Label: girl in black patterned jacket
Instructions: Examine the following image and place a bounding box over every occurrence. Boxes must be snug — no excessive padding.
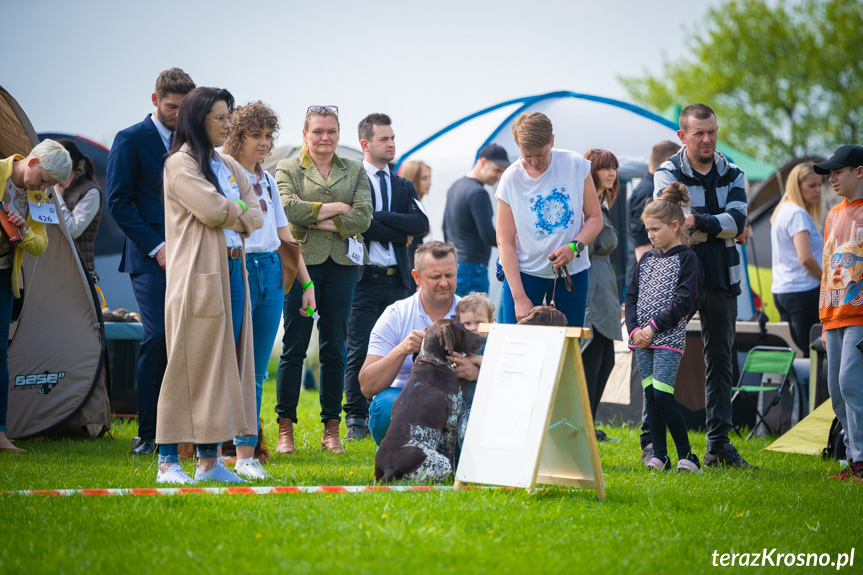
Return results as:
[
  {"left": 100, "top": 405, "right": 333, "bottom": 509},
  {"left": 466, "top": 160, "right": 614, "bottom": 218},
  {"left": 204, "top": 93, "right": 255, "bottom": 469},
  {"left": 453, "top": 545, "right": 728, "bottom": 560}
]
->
[{"left": 625, "top": 182, "right": 703, "bottom": 472}]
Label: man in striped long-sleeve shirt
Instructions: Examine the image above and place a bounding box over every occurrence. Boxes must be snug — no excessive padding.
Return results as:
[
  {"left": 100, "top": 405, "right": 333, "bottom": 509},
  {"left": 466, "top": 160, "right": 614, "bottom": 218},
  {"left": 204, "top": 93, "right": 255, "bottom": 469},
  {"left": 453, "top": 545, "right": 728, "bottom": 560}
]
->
[{"left": 653, "top": 103, "right": 757, "bottom": 469}]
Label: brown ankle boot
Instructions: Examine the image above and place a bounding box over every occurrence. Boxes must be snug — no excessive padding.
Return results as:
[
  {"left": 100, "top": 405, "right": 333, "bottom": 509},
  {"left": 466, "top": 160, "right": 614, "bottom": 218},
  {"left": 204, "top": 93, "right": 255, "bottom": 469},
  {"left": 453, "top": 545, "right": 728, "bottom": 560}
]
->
[
  {"left": 276, "top": 418, "right": 295, "bottom": 454},
  {"left": 321, "top": 420, "right": 344, "bottom": 453}
]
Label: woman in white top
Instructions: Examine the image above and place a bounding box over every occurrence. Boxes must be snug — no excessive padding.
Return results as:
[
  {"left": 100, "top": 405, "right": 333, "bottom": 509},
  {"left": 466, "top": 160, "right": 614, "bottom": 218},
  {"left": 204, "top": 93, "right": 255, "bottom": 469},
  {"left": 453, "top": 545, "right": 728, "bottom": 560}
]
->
[
  {"left": 496, "top": 112, "right": 603, "bottom": 325},
  {"left": 770, "top": 161, "right": 823, "bottom": 355},
  {"left": 222, "top": 101, "right": 315, "bottom": 465},
  {"left": 54, "top": 139, "right": 102, "bottom": 276}
]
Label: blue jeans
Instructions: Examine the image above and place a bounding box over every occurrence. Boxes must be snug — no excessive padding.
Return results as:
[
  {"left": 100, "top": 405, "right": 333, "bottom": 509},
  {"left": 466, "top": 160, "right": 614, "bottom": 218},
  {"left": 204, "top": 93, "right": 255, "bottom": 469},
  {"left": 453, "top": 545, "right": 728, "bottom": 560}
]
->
[
  {"left": 227, "top": 256, "right": 244, "bottom": 346},
  {"left": 457, "top": 262, "right": 489, "bottom": 296},
  {"left": 159, "top": 443, "right": 218, "bottom": 464},
  {"left": 276, "top": 258, "right": 357, "bottom": 423},
  {"left": 0, "top": 267, "right": 12, "bottom": 433},
  {"left": 228, "top": 255, "right": 256, "bottom": 447},
  {"left": 245, "top": 251, "right": 283, "bottom": 421},
  {"left": 502, "top": 269, "right": 589, "bottom": 326},
  {"left": 826, "top": 325, "right": 863, "bottom": 463},
  {"left": 369, "top": 387, "right": 402, "bottom": 445}
]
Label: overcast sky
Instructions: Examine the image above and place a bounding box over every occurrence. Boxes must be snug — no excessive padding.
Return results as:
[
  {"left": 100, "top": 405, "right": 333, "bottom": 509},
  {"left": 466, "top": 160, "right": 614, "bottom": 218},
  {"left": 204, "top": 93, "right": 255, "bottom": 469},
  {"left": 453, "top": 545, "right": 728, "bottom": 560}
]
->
[{"left": 3, "top": 0, "right": 717, "bottom": 152}]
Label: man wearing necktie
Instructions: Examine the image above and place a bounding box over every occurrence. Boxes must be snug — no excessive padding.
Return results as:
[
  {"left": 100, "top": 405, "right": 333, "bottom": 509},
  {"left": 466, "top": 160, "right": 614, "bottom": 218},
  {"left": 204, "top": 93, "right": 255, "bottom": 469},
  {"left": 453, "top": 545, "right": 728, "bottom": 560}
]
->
[
  {"left": 107, "top": 68, "right": 196, "bottom": 456},
  {"left": 344, "top": 113, "right": 429, "bottom": 441}
]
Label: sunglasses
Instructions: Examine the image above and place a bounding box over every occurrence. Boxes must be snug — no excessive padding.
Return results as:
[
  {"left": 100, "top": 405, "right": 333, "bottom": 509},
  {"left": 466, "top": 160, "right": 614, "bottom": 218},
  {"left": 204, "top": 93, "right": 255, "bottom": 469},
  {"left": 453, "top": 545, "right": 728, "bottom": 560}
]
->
[
  {"left": 830, "top": 252, "right": 863, "bottom": 269},
  {"left": 307, "top": 105, "right": 339, "bottom": 116},
  {"left": 590, "top": 148, "right": 605, "bottom": 153},
  {"left": 253, "top": 181, "right": 268, "bottom": 213}
]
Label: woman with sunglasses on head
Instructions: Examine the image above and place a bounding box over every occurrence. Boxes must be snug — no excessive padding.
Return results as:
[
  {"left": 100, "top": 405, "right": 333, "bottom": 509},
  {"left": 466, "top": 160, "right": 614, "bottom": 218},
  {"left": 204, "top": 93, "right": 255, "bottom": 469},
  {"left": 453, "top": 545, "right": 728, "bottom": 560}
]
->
[
  {"left": 770, "top": 161, "right": 823, "bottom": 356},
  {"left": 581, "top": 147, "right": 623, "bottom": 441},
  {"left": 274, "top": 105, "right": 372, "bottom": 454},
  {"left": 156, "top": 87, "right": 264, "bottom": 484},
  {"left": 222, "top": 101, "right": 315, "bottom": 458}
]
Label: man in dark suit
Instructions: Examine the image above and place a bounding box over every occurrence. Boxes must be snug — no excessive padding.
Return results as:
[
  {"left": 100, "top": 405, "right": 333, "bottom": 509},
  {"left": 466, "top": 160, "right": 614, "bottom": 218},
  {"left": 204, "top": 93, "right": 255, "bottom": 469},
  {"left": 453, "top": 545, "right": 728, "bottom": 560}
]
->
[
  {"left": 107, "top": 68, "right": 195, "bottom": 455},
  {"left": 343, "top": 113, "right": 429, "bottom": 441}
]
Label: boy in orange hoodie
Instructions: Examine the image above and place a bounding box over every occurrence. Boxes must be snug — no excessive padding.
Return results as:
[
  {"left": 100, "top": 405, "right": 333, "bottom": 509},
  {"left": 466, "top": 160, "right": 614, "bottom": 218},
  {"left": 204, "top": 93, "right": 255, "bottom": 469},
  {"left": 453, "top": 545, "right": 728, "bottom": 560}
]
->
[{"left": 817, "top": 145, "right": 863, "bottom": 481}]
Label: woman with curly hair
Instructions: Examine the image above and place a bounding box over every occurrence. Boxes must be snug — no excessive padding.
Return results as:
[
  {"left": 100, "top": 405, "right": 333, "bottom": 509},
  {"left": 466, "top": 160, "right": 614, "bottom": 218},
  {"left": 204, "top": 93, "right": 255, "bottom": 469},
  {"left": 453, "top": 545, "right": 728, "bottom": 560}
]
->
[{"left": 222, "top": 101, "right": 315, "bottom": 475}]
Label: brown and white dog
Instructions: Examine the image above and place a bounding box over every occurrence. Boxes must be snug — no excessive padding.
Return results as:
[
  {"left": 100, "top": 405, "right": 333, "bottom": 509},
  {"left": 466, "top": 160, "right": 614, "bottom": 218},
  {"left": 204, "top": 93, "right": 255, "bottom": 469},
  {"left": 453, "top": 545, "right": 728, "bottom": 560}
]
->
[{"left": 375, "top": 320, "right": 485, "bottom": 483}]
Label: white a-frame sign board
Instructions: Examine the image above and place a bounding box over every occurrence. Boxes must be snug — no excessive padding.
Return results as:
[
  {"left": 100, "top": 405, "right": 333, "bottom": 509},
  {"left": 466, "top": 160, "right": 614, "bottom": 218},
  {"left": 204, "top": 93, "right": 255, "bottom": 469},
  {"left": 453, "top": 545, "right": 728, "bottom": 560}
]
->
[{"left": 455, "top": 323, "right": 604, "bottom": 499}]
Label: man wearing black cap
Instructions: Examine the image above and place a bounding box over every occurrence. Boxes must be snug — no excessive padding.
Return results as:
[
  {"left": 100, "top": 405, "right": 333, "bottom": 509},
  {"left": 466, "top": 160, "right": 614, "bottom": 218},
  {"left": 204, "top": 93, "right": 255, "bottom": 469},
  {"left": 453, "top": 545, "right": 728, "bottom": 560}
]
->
[
  {"left": 815, "top": 145, "right": 863, "bottom": 481},
  {"left": 443, "top": 144, "right": 511, "bottom": 296}
]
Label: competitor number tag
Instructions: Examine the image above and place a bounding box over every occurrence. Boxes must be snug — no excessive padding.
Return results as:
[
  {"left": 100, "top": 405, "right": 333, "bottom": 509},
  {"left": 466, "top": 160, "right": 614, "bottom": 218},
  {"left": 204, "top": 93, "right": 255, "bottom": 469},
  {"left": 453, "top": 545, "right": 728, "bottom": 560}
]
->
[
  {"left": 347, "top": 236, "right": 364, "bottom": 265},
  {"left": 29, "top": 201, "right": 60, "bottom": 224}
]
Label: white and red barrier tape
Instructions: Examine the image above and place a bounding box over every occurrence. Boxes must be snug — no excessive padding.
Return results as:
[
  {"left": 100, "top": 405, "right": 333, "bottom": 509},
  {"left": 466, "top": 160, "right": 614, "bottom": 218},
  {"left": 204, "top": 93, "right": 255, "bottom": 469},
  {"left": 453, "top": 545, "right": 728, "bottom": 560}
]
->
[{"left": 0, "top": 485, "right": 504, "bottom": 497}]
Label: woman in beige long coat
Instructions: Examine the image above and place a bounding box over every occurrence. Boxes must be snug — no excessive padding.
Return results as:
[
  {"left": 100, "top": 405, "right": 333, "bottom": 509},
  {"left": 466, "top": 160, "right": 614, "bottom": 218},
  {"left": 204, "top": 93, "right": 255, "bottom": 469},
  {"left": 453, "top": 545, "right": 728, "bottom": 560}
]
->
[{"left": 155, "top": 87, "right": 264, "bottom": 485}]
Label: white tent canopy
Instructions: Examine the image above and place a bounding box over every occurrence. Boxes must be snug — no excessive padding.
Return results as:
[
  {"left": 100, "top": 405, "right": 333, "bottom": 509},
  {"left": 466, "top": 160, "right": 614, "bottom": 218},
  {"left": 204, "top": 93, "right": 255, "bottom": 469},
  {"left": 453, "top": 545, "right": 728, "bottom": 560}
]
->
[{"left": 396, "top": 91, "right": 682, "bottom": 303}]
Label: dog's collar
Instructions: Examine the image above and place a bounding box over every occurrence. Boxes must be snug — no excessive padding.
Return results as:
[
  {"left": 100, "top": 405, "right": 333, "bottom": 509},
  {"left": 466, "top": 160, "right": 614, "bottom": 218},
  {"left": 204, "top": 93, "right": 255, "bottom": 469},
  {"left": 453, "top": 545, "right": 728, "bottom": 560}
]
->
[{"left": 415, "top": 353, "right": 455, "bottom": 371}]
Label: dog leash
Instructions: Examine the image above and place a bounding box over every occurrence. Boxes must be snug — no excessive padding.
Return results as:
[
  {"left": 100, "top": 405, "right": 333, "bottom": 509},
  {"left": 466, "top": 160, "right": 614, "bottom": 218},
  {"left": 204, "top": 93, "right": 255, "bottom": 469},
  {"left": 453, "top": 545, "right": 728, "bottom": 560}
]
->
[{"left": 549, "top": 265, "right": 573, "bottom": 308}]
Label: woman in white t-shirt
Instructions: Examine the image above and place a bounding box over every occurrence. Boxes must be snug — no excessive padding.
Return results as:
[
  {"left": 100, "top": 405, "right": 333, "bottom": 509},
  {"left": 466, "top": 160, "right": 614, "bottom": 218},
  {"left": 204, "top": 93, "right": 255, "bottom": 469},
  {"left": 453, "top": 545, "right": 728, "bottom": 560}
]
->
[
  {"left": 496, "top": 112, "right": 603, "bottom": 325},
  {"left": 223, "top": 101, "right": 315, "bottom": 473},
  {"left": 770, "top": 161, "right": 824, "bottom": 355}
]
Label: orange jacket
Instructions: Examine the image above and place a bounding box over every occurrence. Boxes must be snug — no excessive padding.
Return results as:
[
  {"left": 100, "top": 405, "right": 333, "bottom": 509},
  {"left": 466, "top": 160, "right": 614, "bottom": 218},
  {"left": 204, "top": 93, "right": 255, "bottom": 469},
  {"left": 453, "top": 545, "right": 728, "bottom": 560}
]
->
[{"left": 819, "top": 197, "right": 863, "bottom": 330}]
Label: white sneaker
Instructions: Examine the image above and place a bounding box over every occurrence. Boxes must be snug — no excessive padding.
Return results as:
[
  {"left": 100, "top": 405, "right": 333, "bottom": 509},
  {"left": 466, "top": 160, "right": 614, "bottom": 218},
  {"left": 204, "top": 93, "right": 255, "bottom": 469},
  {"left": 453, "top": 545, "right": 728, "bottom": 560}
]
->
[
  {"left": 195, "top": 459, "right": 250, "bottom": 484},
  {"left": 157, "top": 463, "right": 197, "bottom": 485},
  {"left": 234, "top": 457, "right": 272, "bottom": 480}
]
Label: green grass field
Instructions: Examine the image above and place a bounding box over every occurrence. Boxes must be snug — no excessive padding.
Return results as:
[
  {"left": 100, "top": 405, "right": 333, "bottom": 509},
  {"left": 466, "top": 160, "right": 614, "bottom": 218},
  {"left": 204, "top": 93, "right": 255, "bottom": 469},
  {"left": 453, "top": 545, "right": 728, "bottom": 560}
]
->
[{"left": 2, "top": 373, "right": 861, "bottom": 574}]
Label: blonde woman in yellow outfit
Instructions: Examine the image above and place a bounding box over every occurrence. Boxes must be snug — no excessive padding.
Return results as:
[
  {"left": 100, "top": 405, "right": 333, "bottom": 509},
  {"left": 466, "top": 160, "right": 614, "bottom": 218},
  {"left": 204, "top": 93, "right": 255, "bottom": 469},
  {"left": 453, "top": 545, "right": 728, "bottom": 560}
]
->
[{"left": 0, "top": 140, "right": 71, "bottom": 453}]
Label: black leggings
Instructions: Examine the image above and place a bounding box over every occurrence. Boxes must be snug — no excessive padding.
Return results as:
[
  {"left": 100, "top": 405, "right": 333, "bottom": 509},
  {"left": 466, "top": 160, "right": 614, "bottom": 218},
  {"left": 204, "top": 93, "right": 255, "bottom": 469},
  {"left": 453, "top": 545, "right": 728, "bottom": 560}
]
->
[
  {"left": 773, "top": 288, "right": 820, "bottom": 357},
  {"left": 645, "top": 385, "right": 692, "bottom": 460},
  {"left": 582, "top": 331, "right": 616, "bottom": 419}
]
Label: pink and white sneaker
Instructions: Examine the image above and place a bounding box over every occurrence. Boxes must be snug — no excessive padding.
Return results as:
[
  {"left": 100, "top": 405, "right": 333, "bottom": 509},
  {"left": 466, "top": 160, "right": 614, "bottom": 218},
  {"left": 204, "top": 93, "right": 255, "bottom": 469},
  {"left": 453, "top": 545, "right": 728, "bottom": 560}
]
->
[
  {"left": 676, "top": 453, "right": 703, "bottom": 473},
  {"left": 647, "top": 456, "right": 671, "bottom": 471}
]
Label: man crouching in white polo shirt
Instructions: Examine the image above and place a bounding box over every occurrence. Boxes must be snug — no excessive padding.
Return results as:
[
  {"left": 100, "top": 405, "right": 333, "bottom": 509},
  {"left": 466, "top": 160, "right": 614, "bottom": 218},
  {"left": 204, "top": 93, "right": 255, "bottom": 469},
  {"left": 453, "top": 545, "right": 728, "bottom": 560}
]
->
[{"left": 360, "top": 241, "right": 480, "bottom": 444}]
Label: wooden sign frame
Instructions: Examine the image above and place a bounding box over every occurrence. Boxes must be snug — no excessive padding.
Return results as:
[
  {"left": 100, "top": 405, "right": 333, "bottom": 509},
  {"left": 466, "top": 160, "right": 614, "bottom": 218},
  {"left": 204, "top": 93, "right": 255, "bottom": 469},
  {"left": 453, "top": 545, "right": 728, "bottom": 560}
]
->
[{"left": 454, "top": 323, "right": 604, "bottom": 500}]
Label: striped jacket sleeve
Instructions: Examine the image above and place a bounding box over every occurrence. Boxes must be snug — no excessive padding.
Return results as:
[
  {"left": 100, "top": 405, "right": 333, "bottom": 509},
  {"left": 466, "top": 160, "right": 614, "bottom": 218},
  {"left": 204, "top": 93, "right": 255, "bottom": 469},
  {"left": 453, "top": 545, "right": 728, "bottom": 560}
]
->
[{"left": 692, "top": 170, "right": 747, "bottom": 240}]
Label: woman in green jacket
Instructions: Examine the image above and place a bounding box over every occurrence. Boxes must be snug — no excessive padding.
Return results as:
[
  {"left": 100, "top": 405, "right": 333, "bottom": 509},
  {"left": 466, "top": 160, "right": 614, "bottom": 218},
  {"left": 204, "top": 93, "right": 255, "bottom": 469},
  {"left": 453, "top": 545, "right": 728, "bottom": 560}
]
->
[{"left": 274, "top": 106, "right": 372, "bottom": 454}]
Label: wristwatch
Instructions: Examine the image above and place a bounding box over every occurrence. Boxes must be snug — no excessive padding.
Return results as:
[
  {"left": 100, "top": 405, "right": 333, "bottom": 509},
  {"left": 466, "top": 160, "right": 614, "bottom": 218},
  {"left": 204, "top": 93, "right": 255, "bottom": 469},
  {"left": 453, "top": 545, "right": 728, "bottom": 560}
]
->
[{"left": 568, "top": 240, "right": 585, "bottom": 257}]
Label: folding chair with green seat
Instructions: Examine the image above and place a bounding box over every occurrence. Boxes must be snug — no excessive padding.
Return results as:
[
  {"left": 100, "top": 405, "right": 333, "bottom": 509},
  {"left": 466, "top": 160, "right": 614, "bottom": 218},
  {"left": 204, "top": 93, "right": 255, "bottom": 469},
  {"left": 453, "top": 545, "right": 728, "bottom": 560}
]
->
[{"left": 732, "top": 346, "right": 797, "bottom": 440}]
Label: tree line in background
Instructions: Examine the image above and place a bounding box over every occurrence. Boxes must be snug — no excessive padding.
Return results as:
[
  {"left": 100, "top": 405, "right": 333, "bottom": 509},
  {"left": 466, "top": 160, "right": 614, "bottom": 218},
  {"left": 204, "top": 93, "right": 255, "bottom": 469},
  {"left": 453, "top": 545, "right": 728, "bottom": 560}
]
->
[{"left": 620, "top": 0, "right": 862, "bottom": 163}]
